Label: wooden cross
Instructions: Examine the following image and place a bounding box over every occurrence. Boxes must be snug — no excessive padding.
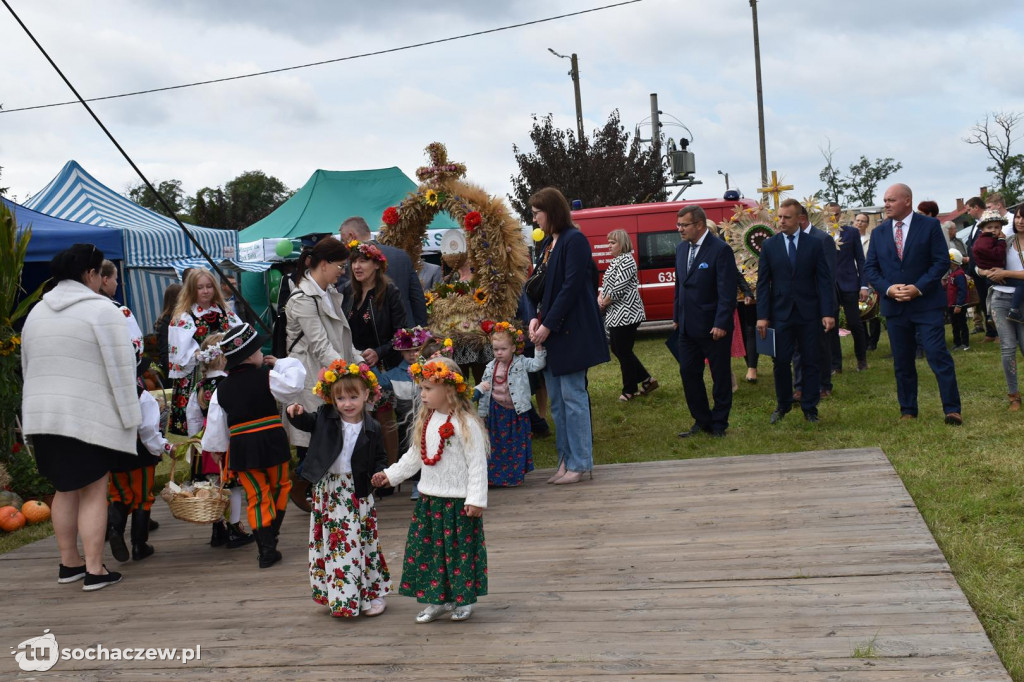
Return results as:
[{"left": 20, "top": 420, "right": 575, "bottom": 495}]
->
[
  {"left": 415, "top": 142, "right": 467, "bottom": 185},
  {"left": 758, "top": 170, "right": 794, "bottom": 212}
]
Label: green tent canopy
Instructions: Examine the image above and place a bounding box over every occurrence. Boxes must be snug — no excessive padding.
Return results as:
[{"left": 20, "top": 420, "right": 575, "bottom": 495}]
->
[{"left": 239, "top": 166, "right": 456, "bottom": 242}]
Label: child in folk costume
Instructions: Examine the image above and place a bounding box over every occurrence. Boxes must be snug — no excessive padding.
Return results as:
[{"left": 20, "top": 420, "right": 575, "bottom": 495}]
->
[
  {"left": 185, "top": 334, "right": 255, "bottom": 549},
  {"left": 371, "top": 356, "right": 489, "bottom": 623},
  {"left": 474, "top": 322, "right": 545, "bottom": 487},
  {"left": 201, "top": 323, "right": 305, "bottom": 568},
  {"left": 106, "top": 359, "right": 174, "bottom": 563},
  {"left": 168, "top": 268, "right": 241, "bottom": 435},
  {"left": 946, "top": 249, "right": 970, "bottom": 350},
  {"left": 285, "top": 360, "right": 391, "bottom": 618}
]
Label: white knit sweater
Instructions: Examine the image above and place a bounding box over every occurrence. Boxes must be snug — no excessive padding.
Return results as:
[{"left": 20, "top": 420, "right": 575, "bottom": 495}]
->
[
  {"left": 383, "top": 411, "right": 489, "bottom": 508},
  {"left": 21, "top": 280, "right": 142, "bottom": 454}
]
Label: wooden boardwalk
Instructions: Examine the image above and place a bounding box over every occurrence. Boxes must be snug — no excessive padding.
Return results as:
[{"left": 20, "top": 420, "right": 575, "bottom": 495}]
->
[{"left": 0, "top": 447, "right": 1011, "bottom": 680}]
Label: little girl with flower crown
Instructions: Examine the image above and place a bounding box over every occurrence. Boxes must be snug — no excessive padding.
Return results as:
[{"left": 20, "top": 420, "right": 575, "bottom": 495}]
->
[
  {"left": 286, "top": 360, "right": 391, "bottom": 618},
  {"left": 475, "top": 321, "right": 545, "bottom": 487},
  {"left": 371, "top": 356, "right": 489, "bottom": 623}
]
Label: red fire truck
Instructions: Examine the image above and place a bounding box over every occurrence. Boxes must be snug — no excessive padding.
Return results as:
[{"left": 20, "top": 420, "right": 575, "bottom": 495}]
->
[{"left": 572, "top": 197, "right": 759, "bottom": 322}]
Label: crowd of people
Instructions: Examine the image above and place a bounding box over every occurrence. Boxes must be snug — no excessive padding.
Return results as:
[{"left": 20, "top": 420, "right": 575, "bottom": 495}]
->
[{"left": 18, "top": 182, "right": 1019, "bottom": 622}]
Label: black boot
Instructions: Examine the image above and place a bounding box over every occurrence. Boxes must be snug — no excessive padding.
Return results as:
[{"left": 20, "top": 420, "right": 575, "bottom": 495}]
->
[
  {"left": 148, "top": 517, "right": 159, "bottom": 532},
  {"left": 253, "top": 526, "right": 282, "bottom": 568},
  {"left": 210, "top": 520, "right": 229, "bottom": 547},
  {"left": 107, "top": 502, "right": 130, "bottom": 562},
  {"left": 131, "top": 509, "right": 154, "bottom": 561},
  {"left": 271, "top": 509, "right": 286, "bottom": 535},
  {"left": 225, "top": 522, "right": 255, "bottom": 549}
]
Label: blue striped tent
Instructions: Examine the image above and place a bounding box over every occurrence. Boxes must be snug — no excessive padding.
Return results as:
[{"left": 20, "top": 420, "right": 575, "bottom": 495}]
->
[{"left": 24, "top": 161, "right": 267, "bottom": 332}]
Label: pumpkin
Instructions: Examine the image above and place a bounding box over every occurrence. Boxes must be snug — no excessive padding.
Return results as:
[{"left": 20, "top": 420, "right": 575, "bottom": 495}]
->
[
  {"left": 0, "top": 506, "right": 26, "bottom": 532},
  {"left": 0, "top": 490, "right": 22, "bottom": 510},
  {"left": 21, "top": 500, "right": 51, "bottom": 524}
]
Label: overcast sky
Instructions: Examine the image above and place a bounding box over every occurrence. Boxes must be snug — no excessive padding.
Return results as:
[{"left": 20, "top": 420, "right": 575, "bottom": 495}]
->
[{"left": 2, "top": 0, "right": 1023, "bottom": 215}]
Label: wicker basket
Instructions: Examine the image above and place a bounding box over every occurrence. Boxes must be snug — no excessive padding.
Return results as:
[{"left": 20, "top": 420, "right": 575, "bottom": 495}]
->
[{"left": 160, "top": 440, "right": 229, "bottom": 525}]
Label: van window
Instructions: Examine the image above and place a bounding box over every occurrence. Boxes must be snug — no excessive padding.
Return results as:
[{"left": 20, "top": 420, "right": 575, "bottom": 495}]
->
[{"left": 637, "top": 231, "right": 679, "bottom": 270}]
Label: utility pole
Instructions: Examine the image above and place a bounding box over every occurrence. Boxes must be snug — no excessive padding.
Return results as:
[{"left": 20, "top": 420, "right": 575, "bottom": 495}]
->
[
  {"left": 649, "top": 93, "right": 661, "bottom": 159},
  {"left": 549, "top": 48, "right": 585, "bottom": 143},
  {"left": 750, "top": 0, "right": 768, "bottom": 186}
]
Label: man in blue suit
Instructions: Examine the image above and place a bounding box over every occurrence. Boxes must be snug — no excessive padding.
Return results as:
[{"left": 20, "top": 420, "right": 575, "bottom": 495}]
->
[
  {"left": 756, "top": 198, "right": 835, "bottom": 423},
  {"left": 340, "top": 216, "right": 428, "bottom": 326},
  {"left": 673, "top": 206, "right": 738, "bottom": 438},
  {"left": 825, "top": 202, "right": 869, "bottom": 373},
  {"left": 864, "top": 183, "right": 962, "bottom": 424}
]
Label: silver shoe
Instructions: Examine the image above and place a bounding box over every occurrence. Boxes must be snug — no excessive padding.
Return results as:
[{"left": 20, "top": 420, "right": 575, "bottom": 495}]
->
[
  {"left": 415, "top": 603, "right": 452, "bottom": 624},
  {"left": 451, "top": 604, "right": 473, "bottom": 621}
]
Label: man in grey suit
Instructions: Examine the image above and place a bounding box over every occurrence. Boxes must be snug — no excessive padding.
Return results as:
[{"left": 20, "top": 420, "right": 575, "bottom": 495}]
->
[
  {"left": 418, "top": 259, "right": 443, "bottom": 292},
  {"left": 339, "top": 216, "right": 428, "bottom": 326}
]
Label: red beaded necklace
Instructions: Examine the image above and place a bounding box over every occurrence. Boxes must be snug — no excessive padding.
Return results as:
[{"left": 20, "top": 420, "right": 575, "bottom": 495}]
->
[{"left": 420, "top": 410, "right": 455, "bottom": 466}]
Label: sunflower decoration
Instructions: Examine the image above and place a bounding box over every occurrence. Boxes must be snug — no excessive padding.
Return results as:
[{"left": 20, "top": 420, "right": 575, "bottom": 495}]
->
[
  {"left": 377, "top": 142, "right": 531, "bottom": 353},
  {"left": 719, "top": 203, "right": 777, "bottom": 292}
]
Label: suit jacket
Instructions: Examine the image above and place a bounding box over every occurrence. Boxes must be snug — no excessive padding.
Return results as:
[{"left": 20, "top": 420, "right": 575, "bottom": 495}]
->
[
  {"left": 864, "top": 213, "right": 948, "bottom": 318},
  {"left": 371, "top": 240, "right": 428, "bottom": 326},
  {"left": 834, "top": 225, "right": 867, "bottom": 293},
  {"left": 418, "top": 260, "right": 443, "bottom": 292},
  {"left": 756, "top": 230, "right": 834, "bottom": 323},
  {"left": 672, "top": 232, "right": 737, "bottom": 338},
  {"left": 807, "top": 225, "right": 839, "bottom": 311},
  {"left": 537, "top": 227, "right": 610, "bottom": 376}
]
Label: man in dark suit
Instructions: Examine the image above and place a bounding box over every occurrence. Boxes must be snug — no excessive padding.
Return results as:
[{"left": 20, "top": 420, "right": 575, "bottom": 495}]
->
[
  {"left": 825, "top": 202, "right": 870, "bottom": 372},
  {"left": 864, "top": 183, "right": 962, "bottom": 424},
  {"left": 757, "top": 198, "right": 835, "bottom": 423},
  {"left": 673, "top": 206, "right": 738, "bottom": 438},
  {"left": 339, "top": 216, "right": 428, "bottom": 326},
  {"left": 792, "top": 205, "right": 838, "bottom": 397}
]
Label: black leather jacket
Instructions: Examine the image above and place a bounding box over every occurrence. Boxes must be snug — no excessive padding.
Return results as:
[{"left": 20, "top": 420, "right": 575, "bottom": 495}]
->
[{"left": 287, "top": 405, "right": 387, "bottom": 497}]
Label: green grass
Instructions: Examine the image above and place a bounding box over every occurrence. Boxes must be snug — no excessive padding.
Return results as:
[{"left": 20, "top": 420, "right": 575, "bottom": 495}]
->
[
  {"left": 2, "top": 330, "right": 1022, "bottom": 678},
  {"left": 852, "top": 631, "right": 881, "bottom": 659},
  {"left": 532, "top": 331, "right": 1024, "bottom": 680}
]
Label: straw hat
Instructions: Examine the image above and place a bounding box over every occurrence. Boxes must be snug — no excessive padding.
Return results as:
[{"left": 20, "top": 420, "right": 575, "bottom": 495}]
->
[{"left": 977, "top": 209, "right": 1008, "bottom": 228}]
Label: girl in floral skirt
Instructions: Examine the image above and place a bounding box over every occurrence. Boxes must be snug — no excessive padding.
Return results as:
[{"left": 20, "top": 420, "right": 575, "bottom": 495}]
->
[
  {"left": 286, "top": 359, "right": 391, "bottom": 618},
  {"left": 474, "top": 322, "right": 545, "bottom": 487},
  {"left": 371, "top": 356, "right": 489, "bottom": 623}
]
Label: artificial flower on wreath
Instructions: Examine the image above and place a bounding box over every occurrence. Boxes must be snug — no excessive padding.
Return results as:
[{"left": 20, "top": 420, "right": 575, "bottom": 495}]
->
[
  {"left": 382, "top": 206, "right": 400, "bottom": 226},
  {"left": 424, "top": 189, "right": 440, "bottom": 207},
  {"left": 464, "top": 211, "right": 482, "bottom": 233},
  {"left": 473, "top": 288, "right": 487, "bottom": 305}
]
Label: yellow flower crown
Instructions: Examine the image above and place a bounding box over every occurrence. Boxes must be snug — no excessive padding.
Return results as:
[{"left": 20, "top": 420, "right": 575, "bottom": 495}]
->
[
  {"left": 408, "top": 359, "right": 468, "bottom": 394},
  {"left": 490, "top": 320, "right": 525, "bottom": 353},
  {"left": 313, "top": 359, "right": 383, "bottom": 407}
]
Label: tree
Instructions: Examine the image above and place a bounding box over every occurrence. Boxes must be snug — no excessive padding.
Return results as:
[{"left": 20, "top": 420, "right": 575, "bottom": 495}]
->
[
  {"left": 0, "top": 165, "right": 8, "bottom": 198},
  {"left": 814, "top": 147, "right": 902, "bottom": 207},
  {"left": 508, "top": 110, "right": 667, "bottom": 223},
  {"left": 222, "top": 171, "right": 291, "bottom": 230},
  {"left": 125, "top": 179, "right": 192, "bottom": 221},
  {"left": 191, "top": 187, "right": 229, "bottom": 230},
  {"left": 964, "top": 112, "right": 1024, "bottom": 205}
]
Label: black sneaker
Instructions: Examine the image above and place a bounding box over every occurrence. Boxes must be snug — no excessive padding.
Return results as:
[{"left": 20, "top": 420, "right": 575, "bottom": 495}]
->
[
  {"left": 57, "top": 563, "right": 87, "bottom": 584},
  {"left": 83, "top": 568, "right": 123, "bottom": 591}
]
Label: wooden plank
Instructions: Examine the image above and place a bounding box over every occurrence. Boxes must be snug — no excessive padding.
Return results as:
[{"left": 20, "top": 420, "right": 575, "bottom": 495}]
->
[{"left": 0, "top": 448, "right": 1010, "bottom": 680}]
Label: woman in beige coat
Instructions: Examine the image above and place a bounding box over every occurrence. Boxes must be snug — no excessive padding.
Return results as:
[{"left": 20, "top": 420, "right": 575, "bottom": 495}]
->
[{"left": 284, "top": 237, "right": 362, "bottom": 473}]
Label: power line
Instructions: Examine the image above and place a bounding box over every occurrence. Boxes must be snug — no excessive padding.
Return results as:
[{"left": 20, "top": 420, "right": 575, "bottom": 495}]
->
[{"left": 1, "top": 0, "right": 643, "bottom": 115}]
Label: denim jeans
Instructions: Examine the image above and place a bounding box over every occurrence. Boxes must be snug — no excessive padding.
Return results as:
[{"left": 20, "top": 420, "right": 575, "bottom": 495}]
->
[
  {"left": 544, "top": 368, "right": 593, "bottom": 473},
  {"left": 989, "top": 290, "right": 1024, "bottom": 394}
]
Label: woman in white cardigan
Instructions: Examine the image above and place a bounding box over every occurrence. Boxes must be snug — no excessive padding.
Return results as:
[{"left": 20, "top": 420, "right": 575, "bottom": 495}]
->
[{"left": 21, "top": 244, "right": 142, "bottom": 591}]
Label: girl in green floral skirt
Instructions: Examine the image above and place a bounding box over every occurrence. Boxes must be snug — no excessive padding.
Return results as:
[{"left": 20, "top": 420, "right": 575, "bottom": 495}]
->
[{"left": 372, "top": 356, "right": 489, "bottom": 623}]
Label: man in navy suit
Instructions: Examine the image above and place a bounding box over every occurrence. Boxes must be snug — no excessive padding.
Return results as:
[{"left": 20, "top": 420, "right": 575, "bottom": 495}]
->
[
  {"left": 864, "top": 184, "right": 962, "bottom": 424},
  {"left": 340, "top": 216, "right": 428, "bottom": 326},
  {"left": 792, "top": 206, "right": 839, "bottom": 397},
  {"left": 673, "top": 206, "right": 738, "bottom": 438},
  {"left": 825, "top": 202, "right": 870, "bottom": 373},
  {"left": 756, "top": 198, "right": 835, "bottom": 423}
]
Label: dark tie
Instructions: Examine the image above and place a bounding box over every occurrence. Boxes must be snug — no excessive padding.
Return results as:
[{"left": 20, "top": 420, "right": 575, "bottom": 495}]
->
[
  {"left": 894, "top": 221, "right": 905, "bottom": 259},
  {"left": 687, "top": 243, "right": 697, "bottom": 272},
  {"left": 787, "top": 234, "right": 796, "bottom": 268}
]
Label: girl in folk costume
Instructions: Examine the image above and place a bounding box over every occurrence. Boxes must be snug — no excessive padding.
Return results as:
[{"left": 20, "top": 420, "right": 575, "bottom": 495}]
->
[
  {"left": 168, "top": 268, "right": 241, "bottom": 435},
  {"left": 474, "top": 322, "right": 545, "bottom": 487},
  {"left": 371, "top": 357, "right": 489, "bottom": 623},
  {"left": 285, "top": 360, "right": 391, "bottom": 618},
  {"left": 185, "top": 334, "right": 255, "bottom": 549},
  {"left": 201, "top": 324, "right": 305, "bottom": 568},
  {"left": 99, "top": 260, "right": 145, "bottom": 365}
]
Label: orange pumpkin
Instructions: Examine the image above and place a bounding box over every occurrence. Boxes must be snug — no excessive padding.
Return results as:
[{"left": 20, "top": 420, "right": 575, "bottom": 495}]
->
[
  {"left": 0, "top": 506, "right": 26, "bottom": 532},
  {"left": 21, "top": 500, "right": 51, "bottom": 524}
]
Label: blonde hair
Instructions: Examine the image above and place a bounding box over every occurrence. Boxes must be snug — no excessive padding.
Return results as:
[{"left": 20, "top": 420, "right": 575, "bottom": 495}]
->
[
  {"left": 410, "top": 356, "right": 485, "bottom": 457},
  {"left": 173, "top": 267, "right": 231, "bottom": 319},
  {"left": 606, "top": 229, "right": 632, "bottom": 254},
  {"left": 199, "top": 333, "right": 226, "bottom": 373}
]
